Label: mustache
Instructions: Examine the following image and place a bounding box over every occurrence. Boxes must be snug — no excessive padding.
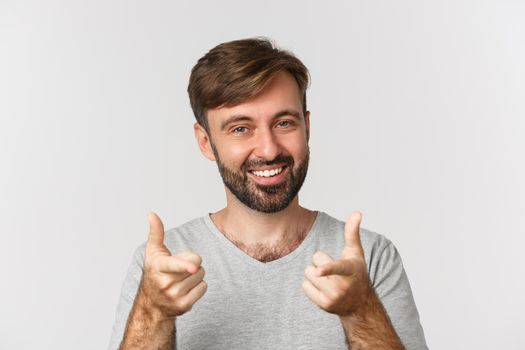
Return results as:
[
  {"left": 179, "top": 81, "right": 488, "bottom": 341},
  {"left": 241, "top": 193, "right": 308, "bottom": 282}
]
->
[{"left": 242, "top": 155, "right": 294, "bottom": 171}]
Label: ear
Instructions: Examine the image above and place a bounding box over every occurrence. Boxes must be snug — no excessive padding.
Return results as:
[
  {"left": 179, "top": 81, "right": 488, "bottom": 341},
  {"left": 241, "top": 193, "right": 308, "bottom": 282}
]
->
[
  {"left": 193, "top": 122, "right": 216, "bottom": 161},
  {"left": 304, "top": 111, "right": 310, "bottom": 142}
]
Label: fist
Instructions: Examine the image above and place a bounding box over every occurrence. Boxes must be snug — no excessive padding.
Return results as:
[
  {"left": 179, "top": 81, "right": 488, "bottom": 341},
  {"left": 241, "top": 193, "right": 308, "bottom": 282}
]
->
[{"left": 138, "top": 212, "right": 207, "bottom": 318}]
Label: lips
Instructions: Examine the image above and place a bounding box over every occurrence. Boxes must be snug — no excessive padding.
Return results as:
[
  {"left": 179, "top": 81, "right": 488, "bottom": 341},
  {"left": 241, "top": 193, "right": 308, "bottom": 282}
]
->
[{"left": 247, "top": 163, "right": 288, "bottom": 172}]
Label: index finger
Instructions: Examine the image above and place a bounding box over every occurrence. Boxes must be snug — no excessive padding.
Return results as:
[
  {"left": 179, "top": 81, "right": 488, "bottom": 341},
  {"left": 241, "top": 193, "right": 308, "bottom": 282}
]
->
[
  {"left": 156, "top": 255, "right": 199, "bottom": 274},
  {"left": 316, "top": 259, "right": 356, "bottom": 277}
]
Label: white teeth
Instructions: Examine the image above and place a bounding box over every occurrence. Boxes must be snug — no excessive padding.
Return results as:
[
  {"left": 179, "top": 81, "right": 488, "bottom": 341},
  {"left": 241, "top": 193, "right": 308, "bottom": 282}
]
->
[{"left": 252, "top": 167, "right": 283, "bottom": 178}]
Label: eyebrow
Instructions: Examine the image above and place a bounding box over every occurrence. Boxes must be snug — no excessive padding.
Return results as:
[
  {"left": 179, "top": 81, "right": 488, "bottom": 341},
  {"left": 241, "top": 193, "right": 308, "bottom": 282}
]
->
[{"left": 220, "top": 109, "right": 302, "bottom": 131}]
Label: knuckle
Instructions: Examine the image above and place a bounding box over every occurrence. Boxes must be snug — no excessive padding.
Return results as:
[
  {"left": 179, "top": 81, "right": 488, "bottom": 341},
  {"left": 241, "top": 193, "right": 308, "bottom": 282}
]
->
[
  {"left": 157, "top": 278, "right": 172, "bottom": 292},
  {"left": 319, "top": 296, "right": 333, "bottom": 310},
  {"left": 304, "top": 265, "right": 315, "bottom": 278},
  {"left": 325, "top": 289, "right": 339, "bottom": 302},
  {"left": 338, "top": 279, "right": 351, "bottom": 291},
  {"left": 301, "top": 280, "right": 308, "bottom": 290},
  {"left": 176, "top": 299, "right": 192, "bottom": 312},
  {"left": 190, "top": 252, "right": 202, "bottom": 266},
  {"left": 328, "top": 282, "right": 346, "bottom": 300},
  {"left": 167, "top": 285, "right": 183, "bottom": 298},
  {"left": 313, "top": 251, "right": 324, "bottom": 261}
]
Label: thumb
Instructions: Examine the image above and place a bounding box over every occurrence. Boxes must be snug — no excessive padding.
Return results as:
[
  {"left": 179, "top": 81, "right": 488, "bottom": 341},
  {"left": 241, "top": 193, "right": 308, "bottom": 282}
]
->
[
  {"left": 147, "top": 212, "right": 166, "bottom": 249},
  {"left": 342, "top": 211, "right": 364, "bottom": 259}
]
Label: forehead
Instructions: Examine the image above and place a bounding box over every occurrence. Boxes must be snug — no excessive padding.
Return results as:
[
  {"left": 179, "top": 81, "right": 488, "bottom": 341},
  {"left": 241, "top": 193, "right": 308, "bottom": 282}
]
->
[{"left": 207, "top": 70, "right": 303, "bottom": 125}]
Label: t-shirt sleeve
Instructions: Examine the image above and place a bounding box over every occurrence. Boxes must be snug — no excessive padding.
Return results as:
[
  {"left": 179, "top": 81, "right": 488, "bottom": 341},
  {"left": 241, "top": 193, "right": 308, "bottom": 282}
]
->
[
  {"left": 107, "top": 243, "right": 146, "bottom": 350},
  {"left": 370, "top": 237, "right": 428, "bottom": 350}
]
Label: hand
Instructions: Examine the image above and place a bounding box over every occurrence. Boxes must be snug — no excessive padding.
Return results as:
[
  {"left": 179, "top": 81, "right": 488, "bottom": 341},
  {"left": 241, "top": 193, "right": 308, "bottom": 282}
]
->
[
  {"left": 302, "top": 211, "right": 373, "bottom": 317},
  {"left": 137, "top": 212, "right": 208, "bottom": 319}
]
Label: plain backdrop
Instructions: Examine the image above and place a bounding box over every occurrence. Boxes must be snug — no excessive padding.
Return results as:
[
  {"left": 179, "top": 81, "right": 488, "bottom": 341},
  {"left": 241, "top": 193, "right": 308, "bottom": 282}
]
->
[{"left": 1, "top": 0, "right": 524, "bottom": 349}]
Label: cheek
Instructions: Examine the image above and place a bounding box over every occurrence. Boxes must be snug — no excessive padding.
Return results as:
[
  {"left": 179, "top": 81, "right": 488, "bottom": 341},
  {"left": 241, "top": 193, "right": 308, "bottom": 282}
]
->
[
  {"left": 283, "top": 138, "right": 308, "bottom": 159},
  {"left": 220, "top": 143, "right": 253, "bottom": 168}
]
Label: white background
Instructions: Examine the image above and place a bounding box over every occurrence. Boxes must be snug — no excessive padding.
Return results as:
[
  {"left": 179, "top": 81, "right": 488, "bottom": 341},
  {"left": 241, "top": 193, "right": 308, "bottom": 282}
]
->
[{"left": 1, "top": 0, "right": 524, "bottom": 349}]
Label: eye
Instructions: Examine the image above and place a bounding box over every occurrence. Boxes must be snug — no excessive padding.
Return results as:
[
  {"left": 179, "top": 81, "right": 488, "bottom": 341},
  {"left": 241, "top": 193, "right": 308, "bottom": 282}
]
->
[
  {"left": 277, "top": 120, "right": 292, "bottom": 128},
  {"left": 232, "top": 126, "right": 248, "bottom": 134}
]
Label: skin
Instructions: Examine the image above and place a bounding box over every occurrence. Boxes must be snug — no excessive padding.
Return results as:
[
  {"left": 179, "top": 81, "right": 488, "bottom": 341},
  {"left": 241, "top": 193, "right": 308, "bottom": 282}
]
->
[{"left": 120, "top": 71, "right": 404, "bottom": 349}]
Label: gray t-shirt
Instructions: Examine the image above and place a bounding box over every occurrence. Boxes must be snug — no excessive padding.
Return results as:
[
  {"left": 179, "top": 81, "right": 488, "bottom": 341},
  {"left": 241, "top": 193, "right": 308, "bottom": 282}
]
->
[{"left": 109, "top": 211, "right": 427, "bottom": 349}]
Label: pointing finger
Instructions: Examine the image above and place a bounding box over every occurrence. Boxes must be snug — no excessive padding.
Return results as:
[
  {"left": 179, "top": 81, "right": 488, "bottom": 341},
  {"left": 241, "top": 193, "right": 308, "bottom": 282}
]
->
[
  {"left": 316, "top": 259, "right": 357, "bottom": 277},
  {"left": 304, "top": 265, "right": 344, "bottom": 297},
  {"left": 312, "top": 251, "right": 334, "bottom": 276},
  {"left": 312, "top": 250, "right": 334, "bottom": 267},
  {"left": 175, "top": 251, "right": 202, "bottom": 271},
  {"left": 157, "top": 255, "right": 199, "bottom": 274}
]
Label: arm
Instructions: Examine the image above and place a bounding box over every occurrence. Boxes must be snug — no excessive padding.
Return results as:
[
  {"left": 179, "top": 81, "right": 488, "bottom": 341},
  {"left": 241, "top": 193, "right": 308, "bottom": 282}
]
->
[
  {"left": 120, "top": 286, "right": 175, "bottom": 349},
  {"left": 339, "top": 286, "right": 403, "bottom": 350}
]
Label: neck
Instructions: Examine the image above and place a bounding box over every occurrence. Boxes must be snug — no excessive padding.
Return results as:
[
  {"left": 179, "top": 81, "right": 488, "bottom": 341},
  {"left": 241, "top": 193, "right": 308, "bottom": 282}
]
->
[{"left": 210, "top": 190, "right": 317, "bottom": 261}]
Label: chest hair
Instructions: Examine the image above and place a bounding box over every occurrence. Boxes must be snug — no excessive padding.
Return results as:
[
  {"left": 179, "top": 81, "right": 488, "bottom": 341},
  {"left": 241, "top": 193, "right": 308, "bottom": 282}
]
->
[{"left": 226, "top": 227, "right": 308, "bottom": 263}]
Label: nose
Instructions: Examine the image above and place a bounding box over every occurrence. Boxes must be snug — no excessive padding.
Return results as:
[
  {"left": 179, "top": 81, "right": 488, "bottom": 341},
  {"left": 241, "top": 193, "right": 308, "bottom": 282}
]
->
[{"left": 252, "top": 128, "right": 282, "bottom": 161}]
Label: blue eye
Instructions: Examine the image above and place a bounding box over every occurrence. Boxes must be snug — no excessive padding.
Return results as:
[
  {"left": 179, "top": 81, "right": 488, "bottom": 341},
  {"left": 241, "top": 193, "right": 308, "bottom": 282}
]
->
[
  {"left": 277, "top": 120, "right": 291, "bottom": 128},
  {"left": 233, "top": 126, "right": 248, "bottom": 134}
]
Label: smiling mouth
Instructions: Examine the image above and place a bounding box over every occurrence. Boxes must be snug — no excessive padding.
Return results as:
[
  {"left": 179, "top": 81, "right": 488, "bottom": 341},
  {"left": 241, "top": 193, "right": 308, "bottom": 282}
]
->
[{"left": 250, "top": 166, "right": 285, "bottom": 178}]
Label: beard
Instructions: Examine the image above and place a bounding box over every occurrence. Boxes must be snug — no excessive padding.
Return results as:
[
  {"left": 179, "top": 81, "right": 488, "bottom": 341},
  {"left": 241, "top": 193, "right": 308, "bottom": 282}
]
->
[{"left": 211, "top": 144, "right": 310, "bottom": 213}]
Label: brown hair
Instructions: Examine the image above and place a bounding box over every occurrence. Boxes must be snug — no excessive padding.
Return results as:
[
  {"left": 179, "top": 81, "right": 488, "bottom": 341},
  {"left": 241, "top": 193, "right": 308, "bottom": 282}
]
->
[{"left": 187, "top": 37, "right": 310, "bottom": 131}]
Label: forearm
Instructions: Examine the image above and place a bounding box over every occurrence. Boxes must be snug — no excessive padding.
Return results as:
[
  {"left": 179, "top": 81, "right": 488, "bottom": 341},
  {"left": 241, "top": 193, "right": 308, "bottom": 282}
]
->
[
  {"left": 340, "top": 288, "right": 404, "bottom": 350},
  {"left": 119, "top": 290, "right": 175, "bottom": 350}
]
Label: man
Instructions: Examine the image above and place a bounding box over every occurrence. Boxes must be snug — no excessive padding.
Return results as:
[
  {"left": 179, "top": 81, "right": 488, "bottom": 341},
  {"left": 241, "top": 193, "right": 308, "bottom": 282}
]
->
[{"left": 109, "top": 38, "right": 427, "bottom": 349}]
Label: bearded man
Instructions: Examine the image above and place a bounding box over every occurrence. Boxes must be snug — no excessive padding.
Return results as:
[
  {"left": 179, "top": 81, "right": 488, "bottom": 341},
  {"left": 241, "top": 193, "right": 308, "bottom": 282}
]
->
[{"left": 109, "top": 38, "right": 428, "bottom": 350}]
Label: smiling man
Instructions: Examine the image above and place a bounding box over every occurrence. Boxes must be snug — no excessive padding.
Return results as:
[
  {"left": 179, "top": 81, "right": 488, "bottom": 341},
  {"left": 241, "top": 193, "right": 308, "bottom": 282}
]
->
[{"left": 109, "top": 38, "right": 427, "bottom": 350}]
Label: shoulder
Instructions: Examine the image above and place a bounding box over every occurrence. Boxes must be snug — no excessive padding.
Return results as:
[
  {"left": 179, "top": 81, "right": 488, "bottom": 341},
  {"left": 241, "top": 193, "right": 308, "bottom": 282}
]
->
[
  {"left": 163, "top": 215, "right": 216, "bottom": 254},
  {"left": 164, "top": 216, "right": 209, "bottom": 242}
]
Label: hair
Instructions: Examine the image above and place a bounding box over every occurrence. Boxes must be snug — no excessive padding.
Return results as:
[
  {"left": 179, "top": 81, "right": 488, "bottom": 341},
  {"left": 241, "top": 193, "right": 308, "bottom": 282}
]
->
[{"left": 187, "top": 37, "right": 310, "bottom": 132}]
